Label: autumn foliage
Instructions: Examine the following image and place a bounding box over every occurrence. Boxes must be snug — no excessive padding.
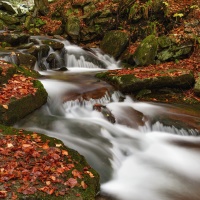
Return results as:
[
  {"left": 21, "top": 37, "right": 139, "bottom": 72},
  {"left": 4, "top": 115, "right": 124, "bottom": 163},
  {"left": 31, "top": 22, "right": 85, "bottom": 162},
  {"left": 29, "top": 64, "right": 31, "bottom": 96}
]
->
[{"left": 0, "top": 130, "right": 94, "bottom": 199}]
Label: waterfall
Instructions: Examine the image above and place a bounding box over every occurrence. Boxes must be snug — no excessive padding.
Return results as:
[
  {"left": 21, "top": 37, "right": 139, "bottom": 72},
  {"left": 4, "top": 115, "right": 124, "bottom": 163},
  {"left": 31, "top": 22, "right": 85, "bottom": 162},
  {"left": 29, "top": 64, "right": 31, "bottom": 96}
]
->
[{"left": 11, "top": 36, "right": 200, "bottom": 200}]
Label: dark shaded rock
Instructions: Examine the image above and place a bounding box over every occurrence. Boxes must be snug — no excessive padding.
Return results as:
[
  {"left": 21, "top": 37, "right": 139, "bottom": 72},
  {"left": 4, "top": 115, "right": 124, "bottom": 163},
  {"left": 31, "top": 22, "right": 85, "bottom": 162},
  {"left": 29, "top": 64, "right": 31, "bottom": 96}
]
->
[
  {"left": 133, "top": 35, "right": 158, "bottom": 66},
  {"left": 100, "top": 30, "right": 130, "bottom": 59},
  {"left": 39, "top": 44, "right": 50, "bottom": 57},
  {"left": 93, "top": 104, "right": 116, "bottom": 123},
  {"left": 17, "top": 42, "right": 34, "bottom": 49},
  {"left": 42, "top": 40, "right": 64, "bottom": 51},
  {"left": 46, "top": 52, "right": 63, "bottom": 69},
  {"left": 0, "top": 10, "right": 19, "bottom": 25},
  {"left": 26, "top": 45, "right": 40, "bottom": 57},
  {"left": 0, "top": 33, "right": 29, "bottom": 46},
  {"left": 16, "top": 52, "right": 37, "bottom": 68}
]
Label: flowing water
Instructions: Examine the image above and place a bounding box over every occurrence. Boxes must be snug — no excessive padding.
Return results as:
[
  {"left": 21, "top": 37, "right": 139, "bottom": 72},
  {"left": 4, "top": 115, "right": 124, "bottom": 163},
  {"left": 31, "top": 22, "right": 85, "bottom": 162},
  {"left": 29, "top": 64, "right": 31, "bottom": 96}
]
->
[{"left": 3, "top": 37, "right": 200, "bottom": 200}]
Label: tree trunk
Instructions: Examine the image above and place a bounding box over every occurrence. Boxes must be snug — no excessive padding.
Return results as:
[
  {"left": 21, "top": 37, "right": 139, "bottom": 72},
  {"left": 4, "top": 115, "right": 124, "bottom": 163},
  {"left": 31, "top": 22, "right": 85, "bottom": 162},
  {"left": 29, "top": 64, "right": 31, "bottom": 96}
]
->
[{"left": 33, "top": 0, "right": 49, "bottom": 17}]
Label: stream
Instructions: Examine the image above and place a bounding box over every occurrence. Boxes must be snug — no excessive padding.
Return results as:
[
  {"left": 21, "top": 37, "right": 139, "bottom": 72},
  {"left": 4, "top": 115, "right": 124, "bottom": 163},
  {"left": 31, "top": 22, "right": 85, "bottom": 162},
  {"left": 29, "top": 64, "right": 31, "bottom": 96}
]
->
[{"left": 4, "top": 37, "right": 200, "bottom": 200}]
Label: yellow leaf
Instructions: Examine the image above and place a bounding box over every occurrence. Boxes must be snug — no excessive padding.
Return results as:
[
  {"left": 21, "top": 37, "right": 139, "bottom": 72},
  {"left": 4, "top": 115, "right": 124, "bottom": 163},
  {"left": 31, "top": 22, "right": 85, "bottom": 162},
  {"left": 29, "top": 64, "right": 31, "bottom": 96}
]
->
[{"left": 3, "top": 105, "right": 8, "bottom": 109}]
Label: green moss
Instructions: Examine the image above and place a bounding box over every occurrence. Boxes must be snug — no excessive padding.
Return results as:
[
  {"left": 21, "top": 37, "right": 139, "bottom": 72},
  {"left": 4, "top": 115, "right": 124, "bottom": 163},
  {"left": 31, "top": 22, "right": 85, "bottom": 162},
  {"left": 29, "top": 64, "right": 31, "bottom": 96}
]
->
[
  {"left": 133, "top": 35, "right": 158, "bottom": 66},
  {"left": 17, "top": 65, "right": 40, "bottom": 78},
  {"left": 0, "top": 64, "right": 16, "bottom": 84},
  {"left": 0, "top": 125, "right": 100, "bottom": 200}
]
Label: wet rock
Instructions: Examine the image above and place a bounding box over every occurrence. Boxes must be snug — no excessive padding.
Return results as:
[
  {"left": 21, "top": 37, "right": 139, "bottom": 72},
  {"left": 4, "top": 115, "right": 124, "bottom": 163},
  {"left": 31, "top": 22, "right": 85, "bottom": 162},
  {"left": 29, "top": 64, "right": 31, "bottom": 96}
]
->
[
  {"left": 93, "top": 104, "right": 116, "bottom": 123},
  {"left": 0, "top": 33, "right": 29, "bottom": 46},
  {"left": 16, "top": 52, "right": 37, "bottom": 68},
  {"left": 41, "top": 39, "right": 64, "bottom": 51},
  {"left": 133, "top": 34, "right": 158, "bottom": 66},
  {"left": 17, "top": 42, "right": 34, "bottom": 49},
  {"left": 46, "top": 52, "right": 63, "bottom": 69},
  {"left": 100, "top": 30, "right": 130, "bottom": 59},
  {"left": 39, "top": 44, "right": 50, "bottom": 57}
]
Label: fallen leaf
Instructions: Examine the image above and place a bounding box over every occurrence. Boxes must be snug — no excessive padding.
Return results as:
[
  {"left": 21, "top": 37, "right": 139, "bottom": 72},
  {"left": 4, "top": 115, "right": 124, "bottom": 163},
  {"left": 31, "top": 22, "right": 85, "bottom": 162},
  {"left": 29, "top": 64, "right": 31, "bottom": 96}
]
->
[{"left": 2, "top": 105, "right": 8, "bottom": 109}]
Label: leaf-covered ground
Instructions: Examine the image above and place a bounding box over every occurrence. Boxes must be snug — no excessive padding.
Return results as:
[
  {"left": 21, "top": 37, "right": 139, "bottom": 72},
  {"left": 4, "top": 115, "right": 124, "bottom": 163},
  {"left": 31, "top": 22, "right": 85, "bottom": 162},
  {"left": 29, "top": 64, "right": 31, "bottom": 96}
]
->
[{"left": 0, "top": 127, "right": 99, "bottom": 200}]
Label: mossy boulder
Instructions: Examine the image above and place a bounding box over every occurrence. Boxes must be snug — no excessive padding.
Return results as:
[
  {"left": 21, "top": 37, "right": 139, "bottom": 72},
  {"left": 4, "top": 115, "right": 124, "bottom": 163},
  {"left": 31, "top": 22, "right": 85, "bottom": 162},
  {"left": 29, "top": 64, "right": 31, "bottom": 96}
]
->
[
  {"left": 194, "top": 74, "right": 200, "bottom": 97},
  {"left": 133, "top": 35, "right": 158, "bottom": 66},
  {"left": 65, "top": 16, "right": 80, "bottom": 41},
  {"left": 0, "top": 61, "right": 47, "bottom": 125},
  {"left": 0, "top": 79, "right": 47, "bottom": 125},
  {"left": 100, "top": 30, "right": 130, "bottom": 59},
  {"left": 0, "top": 125, "right": 100, "bottom": 199},
  {"left": 0, "top": 10, "right": 19, "bottom": 25},
  {"left": 16, "top": 52, "right": 37, "bottom": 69},
  {"left": 0, "top": 33, "right": 29, "bottom": 46},
  {"left": 41, "top": 40, "right": 64, "bottom": 51},
  {"left": 95, "top": 68, "right": 195, "bottom": 94}
]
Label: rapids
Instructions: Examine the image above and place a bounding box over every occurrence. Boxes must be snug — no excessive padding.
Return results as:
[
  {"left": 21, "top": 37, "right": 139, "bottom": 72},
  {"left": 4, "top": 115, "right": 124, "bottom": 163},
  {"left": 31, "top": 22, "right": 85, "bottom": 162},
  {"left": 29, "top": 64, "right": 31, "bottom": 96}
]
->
[{"left": 5, "top": 37, "right": 200, "bottom": 200}]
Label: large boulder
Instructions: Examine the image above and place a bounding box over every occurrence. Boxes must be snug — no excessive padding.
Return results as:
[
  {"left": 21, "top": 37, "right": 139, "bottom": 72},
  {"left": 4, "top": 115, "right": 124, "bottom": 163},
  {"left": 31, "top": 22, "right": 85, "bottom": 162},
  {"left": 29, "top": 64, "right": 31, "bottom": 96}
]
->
[
  {"left": 95, "top": 68, "right": 195, "bottom": 94},
  {"left": 100, "top": 30, "right": 130, "bottom": 59},
  {"left": 65, "top": 16, "right": 80, "bottom": 41},
  {"left": 16, "top": 53, "right": 37, "bottom": 69},
  {"left": 133, "top": 34, "right": 158, "bottom": 66},
  {"left": 0, "top": 125, "right": 100, "bottom": 199},
  {"left": 0, "top": 61, "right": 47, "bottom": 125}
]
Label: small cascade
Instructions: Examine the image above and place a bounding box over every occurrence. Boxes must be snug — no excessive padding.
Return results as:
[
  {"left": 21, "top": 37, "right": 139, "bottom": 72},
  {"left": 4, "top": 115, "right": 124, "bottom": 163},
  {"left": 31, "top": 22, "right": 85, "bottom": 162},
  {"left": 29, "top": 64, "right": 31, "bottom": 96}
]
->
[{"left": 11, "top": 36, "right": 200, "bottom": 200}]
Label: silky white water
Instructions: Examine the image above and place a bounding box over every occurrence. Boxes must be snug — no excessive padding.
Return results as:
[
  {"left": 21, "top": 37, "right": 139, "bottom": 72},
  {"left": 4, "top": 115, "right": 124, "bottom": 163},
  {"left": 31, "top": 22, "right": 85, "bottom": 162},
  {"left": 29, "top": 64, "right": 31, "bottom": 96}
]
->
[{"left": 14, "top": 37, "right": 200, "bottom": 200}]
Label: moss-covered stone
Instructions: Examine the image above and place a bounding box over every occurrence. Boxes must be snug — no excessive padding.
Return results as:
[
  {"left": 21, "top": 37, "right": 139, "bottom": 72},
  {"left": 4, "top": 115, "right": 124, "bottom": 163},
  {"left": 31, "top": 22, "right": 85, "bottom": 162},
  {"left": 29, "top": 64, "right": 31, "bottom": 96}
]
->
[
  {"left": 0, "top": 33, "right": 30, "bottom": 46},
  {"left": 0, "top": 79, "right": 47, "bottom": 125},
  {"left": 100, "top": 30, "right": 130, "bottom": 59},
  {"left": 0, "top": 61, "right": 16, "bottom": 84},
  {"left": 95, "top": 69, "right": 195, "bottom": 94},
  {"left": 0, "top": 125, "right": 100, "bottom": 200},
  {"left": 16, "top": 52, "right": 37, "bottom": 69},
  {"left": 158, "top": 36, "right": 172, "bottom": 48},
  {"left": 65, "top": 16, "right": 80, "bottom": 41},
  {"left": 0, "top": 10, "right": 19, "bottom": 25},
  {"left": 41, "top": 40, "right": 64, "bottom": 51},
  {"left": 133, "top": 35, "right": 158, "bottom": 66}
]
